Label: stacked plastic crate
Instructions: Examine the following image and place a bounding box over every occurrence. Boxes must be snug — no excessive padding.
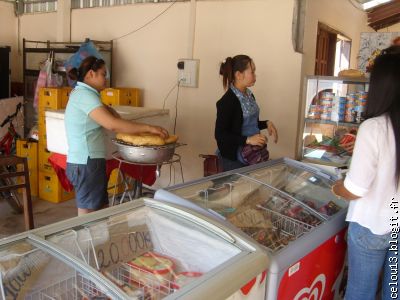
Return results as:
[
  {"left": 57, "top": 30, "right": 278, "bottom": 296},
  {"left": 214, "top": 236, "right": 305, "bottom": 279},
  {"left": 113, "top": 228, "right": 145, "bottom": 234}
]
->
[
  {"left": 38, "top": 87, "right": 75, "bottom": 203},
  {"left": 100, "top": 87, "right": 141, "bottom": 195},
  {"left": 100, "top": 87, "right": 140, "bottom": 107}
]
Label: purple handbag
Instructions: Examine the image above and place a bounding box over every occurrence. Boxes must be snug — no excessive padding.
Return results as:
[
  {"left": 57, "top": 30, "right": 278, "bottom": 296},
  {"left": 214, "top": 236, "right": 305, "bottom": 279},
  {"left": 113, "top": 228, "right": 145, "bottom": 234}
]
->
[{"left": 241, "top": 144, "right": 269, "bottom": 165}]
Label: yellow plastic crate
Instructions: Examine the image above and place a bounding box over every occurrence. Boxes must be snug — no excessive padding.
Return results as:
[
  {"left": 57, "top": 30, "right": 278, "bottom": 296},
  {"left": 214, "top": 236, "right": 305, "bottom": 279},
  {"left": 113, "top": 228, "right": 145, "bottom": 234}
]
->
[
  {"left": 17, "top": 165, "right": 38, "bottom": 197},
  {"left": 38, "top": 171, "right": 74, "bottom": 203},
  {"left": 38, "top": 131, "right": 47, "bottom": 147},
  {"left": 38, "top": 87, "right": 72, "bottom": 114},
  {"left": 16, "top": 139, "right": 38, "bottom": 170},
  {"left": 38, "top": 118, "right": 46, "bottom": 135},
  {"left": 39, "top": 88, "right": 64, "bottom": 110},
  {"left": 101, "top": 88, "right": 140, "bottom": 107},
  {"left": 108, "top": 169, "right": 124, "bottom": 194},
  {"left": 61, "top": 87, "right": 72, "bottom": 108},
  {"left": 38, "top": 111, "right": 47, "bottom": 146},
  {"left": 38, "top": 143, "right": 53, "bottom": 173}
]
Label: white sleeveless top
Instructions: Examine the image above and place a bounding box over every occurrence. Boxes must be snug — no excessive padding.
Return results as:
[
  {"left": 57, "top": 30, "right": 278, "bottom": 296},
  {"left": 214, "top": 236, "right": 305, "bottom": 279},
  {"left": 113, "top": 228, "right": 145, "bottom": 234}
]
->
[{"left": 344, "top": 115, "right": 399, "bottom": 235}]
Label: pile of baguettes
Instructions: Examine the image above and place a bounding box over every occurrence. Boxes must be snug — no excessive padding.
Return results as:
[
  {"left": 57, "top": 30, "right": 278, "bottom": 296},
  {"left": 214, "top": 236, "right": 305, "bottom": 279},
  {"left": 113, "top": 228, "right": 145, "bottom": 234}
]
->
[{"left": 116, "top": 133, "right": 178, "bottom": 146}]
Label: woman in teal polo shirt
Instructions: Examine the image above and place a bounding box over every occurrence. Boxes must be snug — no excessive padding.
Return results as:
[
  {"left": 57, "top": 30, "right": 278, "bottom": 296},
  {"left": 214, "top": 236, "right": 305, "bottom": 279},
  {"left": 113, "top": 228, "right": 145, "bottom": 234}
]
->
[{"left": 65, "top": 56, "right": 168, "bottom": 216}]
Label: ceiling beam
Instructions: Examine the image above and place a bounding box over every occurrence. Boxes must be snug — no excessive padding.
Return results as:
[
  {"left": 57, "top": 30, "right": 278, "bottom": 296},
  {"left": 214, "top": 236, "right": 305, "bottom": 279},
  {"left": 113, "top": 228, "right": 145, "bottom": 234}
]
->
[{"left": 367, "top": 0, "right": 400, "bottom": 30}]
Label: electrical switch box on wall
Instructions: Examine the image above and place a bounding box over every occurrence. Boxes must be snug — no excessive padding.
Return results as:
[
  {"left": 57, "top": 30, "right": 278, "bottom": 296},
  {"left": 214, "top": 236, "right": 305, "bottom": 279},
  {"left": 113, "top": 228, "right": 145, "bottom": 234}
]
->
[{"left": 177, "top": 59, "right": 199, "bottom": 88}]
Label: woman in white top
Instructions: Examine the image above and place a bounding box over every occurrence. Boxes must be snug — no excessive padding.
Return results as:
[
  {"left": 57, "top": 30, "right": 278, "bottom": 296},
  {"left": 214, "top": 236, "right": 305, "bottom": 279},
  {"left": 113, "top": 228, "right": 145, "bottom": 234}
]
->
[{"left": 332, "top": 46, "right": 400, "bottom": 300}]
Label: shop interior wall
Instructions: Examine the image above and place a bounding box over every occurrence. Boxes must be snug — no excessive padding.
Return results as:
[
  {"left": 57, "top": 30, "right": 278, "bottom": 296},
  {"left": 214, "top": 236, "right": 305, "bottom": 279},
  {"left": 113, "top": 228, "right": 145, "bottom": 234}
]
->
[
  {"left": 68, "top": 0, "right": 303, "bottom": 183},
  {"left": 10, "top": 0, "right": 380, "bottom": 183},
  {"left": 0, "top": 2, "right": 17, "bottom": 82},
  {"left": 17, "top": 12, "right": 58, "bottom": 80},
  {"left": 301, "top": 0, "right": 373, "bottom": 77}
]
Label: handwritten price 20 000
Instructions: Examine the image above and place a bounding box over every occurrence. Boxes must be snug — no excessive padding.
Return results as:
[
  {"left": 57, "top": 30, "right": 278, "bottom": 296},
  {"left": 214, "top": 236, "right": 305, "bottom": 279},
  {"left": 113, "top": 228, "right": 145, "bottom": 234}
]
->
[{"left": 96, "top": 231, "right": 153, "bottom": 269}]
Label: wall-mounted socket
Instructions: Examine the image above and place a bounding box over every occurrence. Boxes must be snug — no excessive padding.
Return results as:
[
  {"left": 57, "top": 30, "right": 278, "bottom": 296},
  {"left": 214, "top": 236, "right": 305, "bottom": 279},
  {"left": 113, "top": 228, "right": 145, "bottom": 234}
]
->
[{"left": 177, "top": 59, "right": 199, "bottom": 88}]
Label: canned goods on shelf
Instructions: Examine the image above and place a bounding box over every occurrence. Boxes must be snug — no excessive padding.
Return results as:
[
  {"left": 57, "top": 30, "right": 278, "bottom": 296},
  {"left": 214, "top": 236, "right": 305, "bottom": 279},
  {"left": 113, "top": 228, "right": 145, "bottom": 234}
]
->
[
  {"left": 357, "top": 91, "right": 368, "bottom": 100},
  {"left": 320, "top": 100, "right": 333, "bottom": 107},
  {"left": 321, "top": 113, "right": 331, "bottom": 120},
  {"left": 344, "top": 113, "right": 355, "bottom": 123},
  {"left": 308, "top": 111, "right": 321, "bottom": 119},
  {"left": 320, "top": 107, "right": 332, "bottom": 113},
  {"left": 347, "top": 93, "right": 357, "bottom": 102},
  {"left": 321, "top": 91, "right": 334, "bottom": 100},
  {"left": 309, "top": 105, "right": 320, "bottom": 113}
]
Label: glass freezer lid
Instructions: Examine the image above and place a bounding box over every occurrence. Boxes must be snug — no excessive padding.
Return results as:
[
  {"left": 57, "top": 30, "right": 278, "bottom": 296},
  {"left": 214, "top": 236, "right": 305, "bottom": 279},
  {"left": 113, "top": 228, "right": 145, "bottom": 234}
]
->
[
  {"left": 45, "top": 205, "right": 244, "bottom": 299},
  {"left": 166, "top": 173, "right": 323, "bottom": 253},
  {"left": 242, "top": 162, "right": 347, "bottom": 219},
  {"left": 0, "top": 239, "right": 115, "bottom": 300}
]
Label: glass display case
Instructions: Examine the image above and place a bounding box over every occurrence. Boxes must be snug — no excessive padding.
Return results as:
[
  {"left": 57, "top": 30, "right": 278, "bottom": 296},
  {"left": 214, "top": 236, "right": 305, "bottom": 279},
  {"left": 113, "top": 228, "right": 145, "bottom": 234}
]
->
[
  {"left": 0, "top": 236, "right": 124, "bottom": 299},
  {"left": 2, "top": 199, "right": 268, "bottom": 300},
  {"left": 298, "top": 75, "right": 369, "bottom": 167},
  {"left": 155, "top": 158, "right": 348, "bottom": 299}
]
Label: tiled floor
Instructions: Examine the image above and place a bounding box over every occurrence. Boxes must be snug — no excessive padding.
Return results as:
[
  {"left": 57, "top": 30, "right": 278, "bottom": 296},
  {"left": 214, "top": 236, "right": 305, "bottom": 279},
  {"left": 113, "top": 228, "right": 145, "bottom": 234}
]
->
[
  {"left": 0, "top": 188, "right": 154, "bottom": 239},
  {"left": 0, "top": 196, "right": 77, "bottom": 239}
]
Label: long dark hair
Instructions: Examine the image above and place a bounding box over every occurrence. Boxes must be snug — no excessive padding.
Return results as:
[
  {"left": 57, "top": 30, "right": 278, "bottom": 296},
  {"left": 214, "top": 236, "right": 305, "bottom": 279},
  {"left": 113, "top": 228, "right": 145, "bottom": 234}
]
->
[
  {"left": 219, "top": 55, "right": 253, "bottom": 90},
  {"left": 366, "top": 45, "right": 400, "bottom": 182},
  {"left": 68, "top": 56, "right": 105, "bottom": 82}
]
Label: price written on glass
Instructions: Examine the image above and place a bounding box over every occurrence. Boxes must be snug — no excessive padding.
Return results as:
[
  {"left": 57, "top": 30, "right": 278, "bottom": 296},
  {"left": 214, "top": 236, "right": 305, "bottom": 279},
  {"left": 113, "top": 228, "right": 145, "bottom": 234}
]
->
[
  {"left": 3, "top": 250, "right": 49, "bottom": 299},
  {"left": 95, "top": 224, "right": 153, "bottom": 271}
]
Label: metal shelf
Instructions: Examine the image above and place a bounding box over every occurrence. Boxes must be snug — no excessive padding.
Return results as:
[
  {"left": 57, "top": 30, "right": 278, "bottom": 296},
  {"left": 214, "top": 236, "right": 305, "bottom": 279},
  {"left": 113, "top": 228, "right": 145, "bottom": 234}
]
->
[
  {"left": 304, "top": 75, "right": 369, "bottom": 84},
  {"left": 304, "top": 118, "right": 361, "bottom": 127},
  {"left": 22, "top": 38, "right": 113, "bottom": 136}
]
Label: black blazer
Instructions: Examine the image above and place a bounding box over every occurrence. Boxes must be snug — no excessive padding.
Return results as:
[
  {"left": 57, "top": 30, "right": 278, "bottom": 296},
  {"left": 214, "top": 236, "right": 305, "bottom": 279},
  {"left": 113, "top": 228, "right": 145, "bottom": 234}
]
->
[{"left": 215, "top": 88, "right": 268, "bottom": 161}]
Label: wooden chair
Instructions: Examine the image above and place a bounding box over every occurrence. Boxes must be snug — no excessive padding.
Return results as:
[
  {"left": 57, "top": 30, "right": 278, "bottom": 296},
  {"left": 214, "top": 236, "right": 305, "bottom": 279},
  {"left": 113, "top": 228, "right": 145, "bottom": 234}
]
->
[
  {"left": 0, "top": 155, "right": 34, "bottom": 230},
  {"left": 199, "top": 154, "right": 223, "bottom": 177}
]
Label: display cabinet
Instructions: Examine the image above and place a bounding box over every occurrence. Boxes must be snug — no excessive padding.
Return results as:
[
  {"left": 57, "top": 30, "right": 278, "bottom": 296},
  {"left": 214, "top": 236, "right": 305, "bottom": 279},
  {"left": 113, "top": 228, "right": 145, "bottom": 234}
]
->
[{"left": 297, "top": 75, "right": 369, "bottom": 168}]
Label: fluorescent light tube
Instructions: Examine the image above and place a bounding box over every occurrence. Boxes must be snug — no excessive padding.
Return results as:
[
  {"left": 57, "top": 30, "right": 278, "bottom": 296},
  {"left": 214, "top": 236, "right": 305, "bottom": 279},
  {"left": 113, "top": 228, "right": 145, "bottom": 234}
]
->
[{"left": 363, "top": 0, "right": 392, "bottom": 10}]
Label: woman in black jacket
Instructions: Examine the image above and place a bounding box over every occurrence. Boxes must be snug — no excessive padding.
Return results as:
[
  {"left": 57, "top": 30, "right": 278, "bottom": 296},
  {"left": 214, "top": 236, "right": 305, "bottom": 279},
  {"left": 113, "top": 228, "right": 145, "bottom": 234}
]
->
[{"left": 215, "top": 55, "right": 278, "bottom": 171}]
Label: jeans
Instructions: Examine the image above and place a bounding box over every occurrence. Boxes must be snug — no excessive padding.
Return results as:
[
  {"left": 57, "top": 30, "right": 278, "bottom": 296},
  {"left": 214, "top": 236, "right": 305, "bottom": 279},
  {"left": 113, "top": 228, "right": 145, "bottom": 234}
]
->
[
  {"left": 66, "top": 157, "right": 108, "bottom": 210},
  {"left": 345, "top": 222, "right": 398, "bottom": 300},
  {"left": 217, "top": 154, "right": 246, "bottom": 172}
]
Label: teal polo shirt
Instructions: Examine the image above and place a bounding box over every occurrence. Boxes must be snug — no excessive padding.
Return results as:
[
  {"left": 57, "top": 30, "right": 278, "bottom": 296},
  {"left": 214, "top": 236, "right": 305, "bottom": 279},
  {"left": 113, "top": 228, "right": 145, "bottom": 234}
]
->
[{"left": 65, "top": 82, "right": 105, "bottom": 164}]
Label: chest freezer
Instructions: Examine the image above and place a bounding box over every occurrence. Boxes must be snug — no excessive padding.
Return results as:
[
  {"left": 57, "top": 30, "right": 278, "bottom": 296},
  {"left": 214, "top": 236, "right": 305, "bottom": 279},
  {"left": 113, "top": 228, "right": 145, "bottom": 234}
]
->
[
  {"left": 0, "top": 234, "right": 126, "bottom": 299},
  {"left": 154, "top": 158, "right": 348, "bottom": 300},
  {"left": 45, "top": 106, "right": 171, "bottom": 157},
  {"left": 21, "top": 198, "right": 269, "bottom": 300}
]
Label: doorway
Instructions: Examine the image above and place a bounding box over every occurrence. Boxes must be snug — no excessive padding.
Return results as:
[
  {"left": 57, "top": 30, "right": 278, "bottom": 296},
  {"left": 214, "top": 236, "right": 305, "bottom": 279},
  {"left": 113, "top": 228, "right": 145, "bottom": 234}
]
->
[{"left": 315, "top": 23, "right": 351, "bottom": 76}]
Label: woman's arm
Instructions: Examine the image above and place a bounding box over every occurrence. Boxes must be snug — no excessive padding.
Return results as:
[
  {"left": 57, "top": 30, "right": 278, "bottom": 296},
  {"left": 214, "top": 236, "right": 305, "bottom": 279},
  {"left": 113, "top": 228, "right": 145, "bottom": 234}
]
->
[
  {"left": 332, "top": 120, "right": 379, "bottom": 201},
  {"left": 104, "top": 105, "right": 120, "bottom": 118},
  {"left": 258, "top": 120, "right": 278, "bottom": 143},
  {"left": 332, "top": 179, "right": 360, "bottom": 200},
  {"left": 89, "top": 106, "right": 168, "bottom": 138},
  {"left": 266, "top": 121, "right": 278, "bottom": 143}
]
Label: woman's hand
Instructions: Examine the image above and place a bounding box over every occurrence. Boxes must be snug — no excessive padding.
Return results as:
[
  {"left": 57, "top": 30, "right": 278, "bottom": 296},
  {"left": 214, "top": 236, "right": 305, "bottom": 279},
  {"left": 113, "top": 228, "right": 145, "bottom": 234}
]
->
[
  {"left": 267, "top": 121, "right": 278, "bottom": 143},
  {"left": 246, "top": 134, "right": 267, "bottom": 146},
  {"left": 331, "top": 180, "right": 360, "bottom": 201},
  {"left": 148, "top": 125, "right": 169, "bottom": 139}
]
